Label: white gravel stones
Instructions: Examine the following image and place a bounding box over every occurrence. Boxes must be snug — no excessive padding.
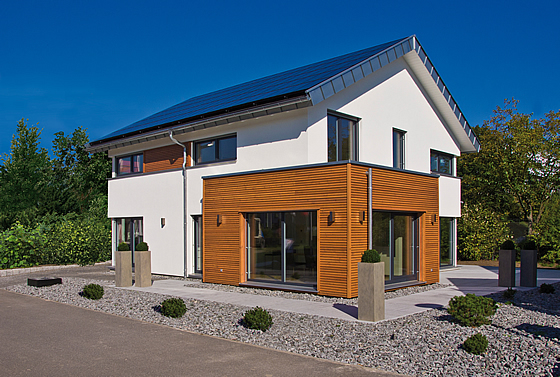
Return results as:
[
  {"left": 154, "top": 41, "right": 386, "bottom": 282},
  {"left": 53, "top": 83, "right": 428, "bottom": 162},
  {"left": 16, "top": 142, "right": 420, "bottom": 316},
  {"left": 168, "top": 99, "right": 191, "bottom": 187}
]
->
[{"left": 5, "top": 279, "right": 560, "bottom": 376}]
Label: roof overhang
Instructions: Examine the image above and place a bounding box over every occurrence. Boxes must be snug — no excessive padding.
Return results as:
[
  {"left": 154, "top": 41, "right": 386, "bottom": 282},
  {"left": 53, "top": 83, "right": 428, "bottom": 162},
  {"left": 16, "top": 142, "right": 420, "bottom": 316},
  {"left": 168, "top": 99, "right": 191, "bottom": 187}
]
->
[
  {"left": 305, "top": 36, "right": 480, "bottom": 153},
  {"left": 86, "top": 96, "right": 311, "bottom": 153}
]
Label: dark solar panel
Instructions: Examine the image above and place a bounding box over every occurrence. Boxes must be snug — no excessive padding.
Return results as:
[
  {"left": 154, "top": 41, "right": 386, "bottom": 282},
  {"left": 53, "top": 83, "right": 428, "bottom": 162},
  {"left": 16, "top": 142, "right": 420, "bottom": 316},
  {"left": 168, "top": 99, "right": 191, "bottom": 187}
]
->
[{"left": 93, "top": 37, "right": 408, "bottom": 144}]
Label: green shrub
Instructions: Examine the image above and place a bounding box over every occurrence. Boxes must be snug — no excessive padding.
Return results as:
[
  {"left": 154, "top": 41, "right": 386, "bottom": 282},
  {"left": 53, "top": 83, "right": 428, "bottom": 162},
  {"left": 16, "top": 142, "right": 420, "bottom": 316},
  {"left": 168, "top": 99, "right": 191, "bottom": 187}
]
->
[
  {"left": 361, "top": 249, "right": 381, "bottom": 263},
  {"left": 82, "top": 283, "right": 104, "bottom": 300},
  {"left": 541, "top": 249, "right": 560, "bottom": 266},
  {"left": 539, "top": 283, "right": 555, "bottom": 294},
  {"left": 0, "top": 222, "right": 44, "bottom": 269},
  {"left": 462, "top": 333, "right": 488, "bottom": 355},
  {"left": 503, "top": 288, "right": 516, "bottom": 299},
  {"left": 135, "top": 242, "right": 148, "bottom": 251},
  {"left": 118, "top": 242, "right": 130, "bottom": 251},
  {"left": 243, "top": 306, "right": 273, "bottom": 331},
  {"left": 521, "top": 239, "right": 537, "bottom": 250},
  {"left": 501, "top": 240, "right": 516, "bottom": 250},
  {"left": 161, "top": 298, "right": 187, "bottom": 318},
  {"left": 448, "top": 294, "right": 498, "bottom": 327}
]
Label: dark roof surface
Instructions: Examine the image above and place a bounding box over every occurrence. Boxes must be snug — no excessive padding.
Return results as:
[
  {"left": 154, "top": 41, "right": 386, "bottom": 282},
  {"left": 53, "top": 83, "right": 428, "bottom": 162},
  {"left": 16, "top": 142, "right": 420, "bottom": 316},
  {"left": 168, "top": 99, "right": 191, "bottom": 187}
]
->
[{"left": 92, "top": 37, "right": 408, "bottom": 145}]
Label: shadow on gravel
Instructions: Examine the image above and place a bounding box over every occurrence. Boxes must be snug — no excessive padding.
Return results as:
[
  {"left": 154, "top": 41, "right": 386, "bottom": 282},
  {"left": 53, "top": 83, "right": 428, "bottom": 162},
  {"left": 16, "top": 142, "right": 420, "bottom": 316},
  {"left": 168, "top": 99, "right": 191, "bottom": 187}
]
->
[
  {"left": 332, "top": 303, "right": 358, "bottom": 319},
  {"left": 152, "top": 305, "right": 162, "bottom": 314},
  {"left": 515, "top": 323, "right": 560, "bottom": 340}
]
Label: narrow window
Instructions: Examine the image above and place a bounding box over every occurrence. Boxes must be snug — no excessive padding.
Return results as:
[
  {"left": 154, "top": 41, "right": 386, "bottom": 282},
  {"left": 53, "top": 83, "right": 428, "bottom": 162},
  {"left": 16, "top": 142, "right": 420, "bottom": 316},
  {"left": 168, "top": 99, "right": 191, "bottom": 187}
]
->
[
  {"left": 430, "top": 150, "right": 454, "bottom": 175},
  {"left": 327, "top": 112, "right": 359, "bottom": 162},
  {"left": 393, "top": 129, "right": 405, "bottom": 169},
  {"left": 195, "top": 135, "right": 237, "bottom": 165},
  {"left": 116, "top": 153, "right": 143, "bottom": 176}
]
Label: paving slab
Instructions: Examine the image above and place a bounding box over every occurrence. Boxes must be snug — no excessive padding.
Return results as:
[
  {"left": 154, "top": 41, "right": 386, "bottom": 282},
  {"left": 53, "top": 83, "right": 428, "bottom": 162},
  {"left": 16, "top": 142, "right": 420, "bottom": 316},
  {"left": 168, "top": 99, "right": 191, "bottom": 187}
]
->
[{"left": 0, "top": 289, "right": 401, "bottom": 377}]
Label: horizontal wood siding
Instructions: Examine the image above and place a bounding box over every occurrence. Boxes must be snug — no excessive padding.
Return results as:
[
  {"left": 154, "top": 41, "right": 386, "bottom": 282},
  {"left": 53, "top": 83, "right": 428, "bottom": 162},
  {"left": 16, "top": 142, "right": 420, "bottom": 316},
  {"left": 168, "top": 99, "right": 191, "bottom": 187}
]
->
[
  {"left": 144, "top": 144, "right": 190, "bottom": 173},
  {"left": 203, "top": 164, "right": 350, "bottom": 297}
]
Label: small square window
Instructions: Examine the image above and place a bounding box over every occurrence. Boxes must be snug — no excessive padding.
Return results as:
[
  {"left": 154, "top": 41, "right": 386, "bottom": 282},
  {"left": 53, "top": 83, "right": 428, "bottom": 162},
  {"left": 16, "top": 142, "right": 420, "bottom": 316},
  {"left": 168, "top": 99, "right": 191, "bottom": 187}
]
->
[
  {"left": 116, "top": 153, "right": 143, "bottom": 176},
  {"left": 195, "top": 135, "right": 237, "bottom": 165},
  {"left": 430, "top": 150, "right": 454, "bottom": 175}
]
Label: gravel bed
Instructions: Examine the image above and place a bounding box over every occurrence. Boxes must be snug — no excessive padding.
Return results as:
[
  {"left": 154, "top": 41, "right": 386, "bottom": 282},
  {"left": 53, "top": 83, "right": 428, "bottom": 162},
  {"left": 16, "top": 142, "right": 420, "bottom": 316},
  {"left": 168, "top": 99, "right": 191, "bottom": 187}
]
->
[
  {"left": 5, "top": 279, "right": 560, "bottom": 376},
  {"left": 172, "top": 278, "right": 451, "bottom": 305}
]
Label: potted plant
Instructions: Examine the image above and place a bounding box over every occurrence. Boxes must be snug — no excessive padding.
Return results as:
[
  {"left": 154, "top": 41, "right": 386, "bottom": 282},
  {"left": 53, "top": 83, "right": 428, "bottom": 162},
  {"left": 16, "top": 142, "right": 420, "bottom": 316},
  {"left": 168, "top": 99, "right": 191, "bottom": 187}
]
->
[{"left": 358, "top": 249, "right": 385, "bottom": 322}]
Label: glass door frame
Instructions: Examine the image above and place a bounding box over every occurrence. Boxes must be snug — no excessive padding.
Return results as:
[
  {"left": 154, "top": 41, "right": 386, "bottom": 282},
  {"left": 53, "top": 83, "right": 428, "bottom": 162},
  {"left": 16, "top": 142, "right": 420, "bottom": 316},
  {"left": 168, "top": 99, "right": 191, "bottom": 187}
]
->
[{"left": 193, "top": 215, "right": 203, "bottom": 274}]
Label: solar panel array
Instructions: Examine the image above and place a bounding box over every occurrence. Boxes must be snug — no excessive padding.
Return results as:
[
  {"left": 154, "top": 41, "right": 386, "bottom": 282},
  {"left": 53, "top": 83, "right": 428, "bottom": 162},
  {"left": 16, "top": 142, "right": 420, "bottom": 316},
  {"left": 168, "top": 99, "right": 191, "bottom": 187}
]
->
[{"left": 93, "top": 37, "right": 408, "bottom": 144}]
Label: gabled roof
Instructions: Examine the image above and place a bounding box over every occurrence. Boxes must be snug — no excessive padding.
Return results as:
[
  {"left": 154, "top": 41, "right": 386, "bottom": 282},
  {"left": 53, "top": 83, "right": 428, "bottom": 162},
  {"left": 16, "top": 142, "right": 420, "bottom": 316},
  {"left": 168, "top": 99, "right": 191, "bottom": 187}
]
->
[{"left": 88, "top": 36, "right": 479, "bottom": 153}]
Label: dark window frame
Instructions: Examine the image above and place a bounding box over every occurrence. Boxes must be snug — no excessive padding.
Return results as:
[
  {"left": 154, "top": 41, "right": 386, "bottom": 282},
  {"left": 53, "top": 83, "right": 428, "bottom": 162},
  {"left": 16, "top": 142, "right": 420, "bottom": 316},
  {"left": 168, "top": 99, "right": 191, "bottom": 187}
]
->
[
  {"left": 116, "top": 153, "right": 143, "bottom": 176},
  {"left": 194, "top": 134, "right": 237, "bottom": 165},
  {"left": 327, "top": 111, "right": 359, "bottom": 162},
  {"left": 393, "top": 128, "right": 406, "bottom": 169},
  {"left": 430, "top": 150, "right": 455, "bottom": 176}
]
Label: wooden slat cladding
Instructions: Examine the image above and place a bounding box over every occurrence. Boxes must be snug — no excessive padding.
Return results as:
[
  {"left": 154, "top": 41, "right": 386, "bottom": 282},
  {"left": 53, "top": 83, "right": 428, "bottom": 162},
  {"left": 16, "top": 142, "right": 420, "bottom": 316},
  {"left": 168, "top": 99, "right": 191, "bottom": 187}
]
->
[
  {"left": 203, "top": 164, "right": 350, "bottom": 297},
  {"left": 144, "top": 144, "right": 190, "bottom": 173},
  {"left": 203, "top": 163, "right": 441, "bottom": 298}
]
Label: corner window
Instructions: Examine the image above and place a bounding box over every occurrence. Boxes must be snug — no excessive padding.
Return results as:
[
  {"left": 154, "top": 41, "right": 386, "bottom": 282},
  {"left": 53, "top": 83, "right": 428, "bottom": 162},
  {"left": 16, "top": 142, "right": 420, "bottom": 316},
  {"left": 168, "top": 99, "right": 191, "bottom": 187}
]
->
[
  {"left": 393, "top": 129, "right": 405, "bottom": 169},
  {"left": 116, "top": 153, "right": 143, "bottom": 176},
  {"left": 430, "top": 150, "right": 454, "bottom": 175},
  {"left": 195, "top": 135, "right": 236, "bottom": 165},
  {"left": 328, "top": 112, "right": 359, "bottom": 162}
]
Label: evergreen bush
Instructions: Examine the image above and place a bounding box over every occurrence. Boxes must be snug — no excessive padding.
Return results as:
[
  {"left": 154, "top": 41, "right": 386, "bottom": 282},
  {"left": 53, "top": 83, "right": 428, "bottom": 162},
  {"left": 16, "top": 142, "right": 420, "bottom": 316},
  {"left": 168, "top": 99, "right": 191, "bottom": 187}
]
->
[
  {"left": 501, "top": 240, "right": 516, "bottom": 250},
  {"left": 448, "top": 294, "right": 497, "bottom": 327},
  {"left": 243, "top": 306, "right": 273, "bottom": 331},
  {"left": 82, "top": 283, "right": 104, "bottom": 300},
  {"left": 118, "top": 242, "right": 130, "bottom": 251},
  {"left": 135, "top": 242, "right": 148, "bottom": 251},
  {"left": 539, "top": 283, "right": 555, "bottom": 294},
  {"left": 161, "top": 298, "right": 187, "bottom": 318},
  {"left": 503, "top": 288, "right": 516, "bottom": 299},
  {"left": 462, "top": 333, "right": 488, "bottom": 355},
  {"left": 361, "top": 249, "right": 381, "bottom": 263}
]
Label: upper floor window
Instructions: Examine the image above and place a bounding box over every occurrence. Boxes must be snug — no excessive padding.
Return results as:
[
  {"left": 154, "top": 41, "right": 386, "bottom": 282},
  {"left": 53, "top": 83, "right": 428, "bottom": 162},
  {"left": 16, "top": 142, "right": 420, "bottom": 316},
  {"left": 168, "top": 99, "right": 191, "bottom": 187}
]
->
[
  {"left": 328, "top": 112, "right": 359, "bottom": 162},
  {"left": 430, "top": 150, "right": 454, "bottom": 175},
  {"left": 117, "top": 153, "right": 143, "bottom": 176},
  {"left": 393, "top": 129, "right": 405, "bottom": 169},
  {"left": 195, "top": 134, "right": 237, "bottom": 165}
]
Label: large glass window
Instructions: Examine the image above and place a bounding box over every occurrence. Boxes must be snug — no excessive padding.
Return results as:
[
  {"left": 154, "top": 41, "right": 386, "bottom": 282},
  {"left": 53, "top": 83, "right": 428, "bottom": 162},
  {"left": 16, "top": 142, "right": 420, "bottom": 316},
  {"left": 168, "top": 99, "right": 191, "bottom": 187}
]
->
[
  {"left": 440, "top": 217, "right": 455, "bottom": 267},
  {"left": 195, "top": 135, "right": 236, "bottom": 165},
  {"left": 328, "top": 112, "right": 358, "bottom": 162},
  {"left": 373, "top": 212, "right": 418, "bottom": 283},
  {"left": 430, "top": 150, "right": 454, "bottom": 175},
  {"left": 393, "top": 129, "right": 405, "bottom": 169},
  {"left": 247, "top": 211, "right": 317, "bottom": 287},
  {"left": 115, "top": 218, "right": 143, "bottom": 264},
  {"left": 116, "top": 153, "right": 143, "bottom": 176}
]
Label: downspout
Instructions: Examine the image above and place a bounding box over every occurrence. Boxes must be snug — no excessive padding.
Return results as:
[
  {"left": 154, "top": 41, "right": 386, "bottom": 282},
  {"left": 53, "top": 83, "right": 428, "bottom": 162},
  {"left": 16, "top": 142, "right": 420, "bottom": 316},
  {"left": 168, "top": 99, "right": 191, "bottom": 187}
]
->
[
  {"left": 368, "top": 168, "right": 372, "bottom": 250},
  {"left": 169, "top": 131, "right": 188, "bottom": 278}
]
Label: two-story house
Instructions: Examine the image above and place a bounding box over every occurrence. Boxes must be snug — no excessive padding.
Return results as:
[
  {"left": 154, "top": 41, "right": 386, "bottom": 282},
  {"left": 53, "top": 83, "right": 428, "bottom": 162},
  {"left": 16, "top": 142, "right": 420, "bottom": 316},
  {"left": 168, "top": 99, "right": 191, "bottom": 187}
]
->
[{"left": 87, "top": 35, "right": 479, "bottom": 298}]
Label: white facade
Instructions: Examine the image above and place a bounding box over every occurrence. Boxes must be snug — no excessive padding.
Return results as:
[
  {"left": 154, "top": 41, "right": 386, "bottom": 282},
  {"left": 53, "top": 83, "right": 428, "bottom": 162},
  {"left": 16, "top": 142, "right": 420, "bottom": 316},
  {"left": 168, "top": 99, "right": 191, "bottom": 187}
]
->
[{"left": 107, "top": 50, "right": 469, "bottom": 276}]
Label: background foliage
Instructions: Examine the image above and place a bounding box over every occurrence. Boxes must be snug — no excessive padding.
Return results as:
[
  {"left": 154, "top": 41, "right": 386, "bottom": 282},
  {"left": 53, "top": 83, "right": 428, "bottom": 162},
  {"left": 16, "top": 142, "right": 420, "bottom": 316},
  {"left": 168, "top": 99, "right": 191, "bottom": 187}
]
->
[{"left": 0, "top": 119, "right": 111, "bottom": 268}]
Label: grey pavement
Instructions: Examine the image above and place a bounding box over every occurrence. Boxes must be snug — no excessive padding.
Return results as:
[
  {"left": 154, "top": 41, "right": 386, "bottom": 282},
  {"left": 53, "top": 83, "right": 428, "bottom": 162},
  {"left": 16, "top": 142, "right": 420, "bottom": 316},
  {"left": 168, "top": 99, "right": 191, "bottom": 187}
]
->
[
  {"left": 0, "top": 289, "right": 400, "bottom": 377},
  {"left": 122, "top": 264, "right": 560, "bottom": 322}
]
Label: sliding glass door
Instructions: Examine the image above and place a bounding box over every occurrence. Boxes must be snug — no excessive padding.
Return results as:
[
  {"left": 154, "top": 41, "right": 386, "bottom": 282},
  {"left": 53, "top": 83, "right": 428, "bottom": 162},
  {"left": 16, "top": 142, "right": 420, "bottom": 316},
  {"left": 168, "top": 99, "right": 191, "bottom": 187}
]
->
[
  {"left": 373, "top": 212, "right": 418, "bottom": 283},
  {"left": 246, "top": 211, "right": 317, "bottom": 286},
  {"left": 115, "top": 218, "right": 143, "bottom": 265}
]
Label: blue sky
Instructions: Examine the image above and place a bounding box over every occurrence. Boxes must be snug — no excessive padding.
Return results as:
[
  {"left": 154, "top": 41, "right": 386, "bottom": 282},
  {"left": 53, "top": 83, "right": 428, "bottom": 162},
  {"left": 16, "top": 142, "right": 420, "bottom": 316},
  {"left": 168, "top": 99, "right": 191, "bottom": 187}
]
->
[{"left": 1, "top": 0, "right": 559, "bottom": 156}]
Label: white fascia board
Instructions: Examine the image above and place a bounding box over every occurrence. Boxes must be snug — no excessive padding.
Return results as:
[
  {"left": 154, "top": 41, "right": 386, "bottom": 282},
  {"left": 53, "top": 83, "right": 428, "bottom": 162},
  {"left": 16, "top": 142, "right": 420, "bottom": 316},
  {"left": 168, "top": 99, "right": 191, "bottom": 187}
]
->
[
  {"left": 306, "top": 36, "right": 480, "bottom": 153},
  {"left": 86, "top": 96, "right": 311, "bottom": 153}
]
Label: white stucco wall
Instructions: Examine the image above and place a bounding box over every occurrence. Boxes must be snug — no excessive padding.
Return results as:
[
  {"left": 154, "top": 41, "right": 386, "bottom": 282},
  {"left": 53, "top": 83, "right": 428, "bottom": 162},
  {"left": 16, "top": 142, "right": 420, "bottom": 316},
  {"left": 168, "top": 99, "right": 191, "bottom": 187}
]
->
[
  {"left": 439, "top": 175, "right": 461, "bottom": 217},
  {"left": 108, "top": 170, "right": 184, "bottom": 276}
]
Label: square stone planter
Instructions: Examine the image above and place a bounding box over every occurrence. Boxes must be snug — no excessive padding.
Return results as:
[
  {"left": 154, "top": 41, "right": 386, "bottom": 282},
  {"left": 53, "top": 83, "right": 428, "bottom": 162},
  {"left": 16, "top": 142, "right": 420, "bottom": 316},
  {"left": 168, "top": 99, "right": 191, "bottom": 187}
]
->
[
  {"left": 358, "top": 261, "right": 385, "bottom": 322},
  {"left": 498, "top": 249, "right": 516, "bottom": 287},
  {"left": 134, "top": 250, "right": 152, "bottom": 287},
  {"left": 115, "top": 250, "right": 132, "bottom": 287}
]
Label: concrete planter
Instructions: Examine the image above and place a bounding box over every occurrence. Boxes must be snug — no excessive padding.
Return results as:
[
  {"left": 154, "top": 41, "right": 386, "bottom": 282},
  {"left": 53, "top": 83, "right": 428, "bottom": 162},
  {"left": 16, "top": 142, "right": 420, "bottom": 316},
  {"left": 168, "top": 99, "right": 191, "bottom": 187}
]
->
[
  {"left": 498, "top": 249, "right": 516, "bottom": 287},
  {"left": 520, "top": 249, "right": 537, "bottom": 287},
  {"left": 115, "top": 250, "right": 132, "bottom": 287},
  {"left": 358, "top": 262, "right": 385, "bottom": 322},
  {"left": 134, "top": 250, "right": 152, "bottom": 287}
]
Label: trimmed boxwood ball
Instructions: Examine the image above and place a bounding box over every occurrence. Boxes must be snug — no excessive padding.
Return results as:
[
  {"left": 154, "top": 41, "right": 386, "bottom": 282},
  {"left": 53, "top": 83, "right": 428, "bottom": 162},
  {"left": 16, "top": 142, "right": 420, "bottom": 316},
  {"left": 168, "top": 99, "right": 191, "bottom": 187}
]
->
[
  {"left": 82, "top": 283, "right": 104, "bottom": 300},
  {"left": 463, "top": 333, "right": 488, "bottom": 355},
  {"left": 243, "top": 306, "right": 273, "bottom": 331},
  {"left": 540, "top": 283, "right": 555, "bottom": 294},
  {"left": 361, "top": 249, "right": 381, "bottom": 263},
  {"left": 117, "top": 242, "right": 130, "bottom": 251},
  {"left": 501, "top": 240, "right": 516, "bottom": 250},
  {"left": 135, "top": 242, "right": 148, "bottom": 251},
  {"left": 448, "top": 294, "right": 497, "bottom": 327},
  {"left": 161, "top": 298, "right": 187, "bottom": 318}
]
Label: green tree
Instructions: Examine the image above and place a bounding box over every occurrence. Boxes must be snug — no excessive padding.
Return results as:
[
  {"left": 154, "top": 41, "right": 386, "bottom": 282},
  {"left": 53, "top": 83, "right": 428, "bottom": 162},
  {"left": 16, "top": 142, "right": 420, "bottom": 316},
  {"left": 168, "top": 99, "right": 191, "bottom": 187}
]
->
[{"left": 0, "top": 119, "right": 50, "bottom": 229}]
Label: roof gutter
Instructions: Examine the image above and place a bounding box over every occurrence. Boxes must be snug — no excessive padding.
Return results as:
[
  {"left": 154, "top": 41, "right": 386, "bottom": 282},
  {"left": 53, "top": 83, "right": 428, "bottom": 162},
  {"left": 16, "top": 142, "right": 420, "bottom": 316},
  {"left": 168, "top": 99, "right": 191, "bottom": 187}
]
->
[{"left": 86, "top": 96, "right": 311, "bottom": 154}]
